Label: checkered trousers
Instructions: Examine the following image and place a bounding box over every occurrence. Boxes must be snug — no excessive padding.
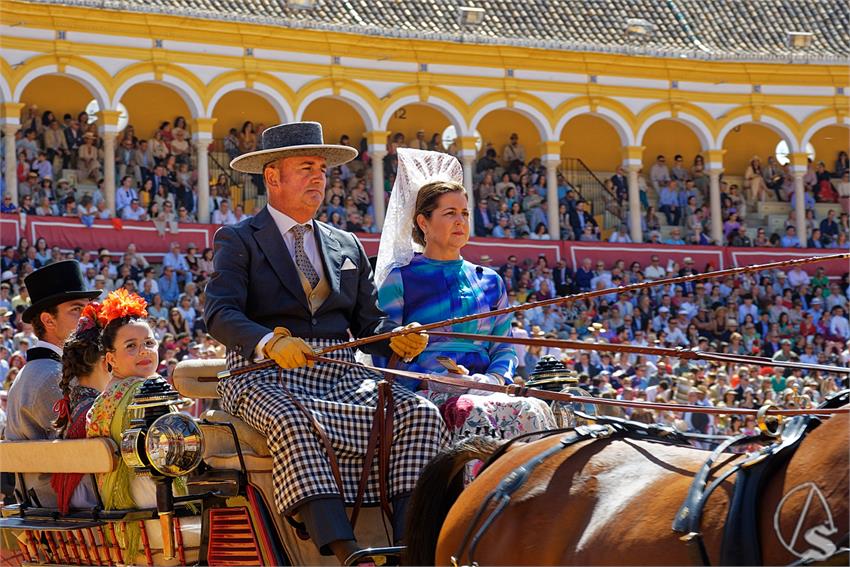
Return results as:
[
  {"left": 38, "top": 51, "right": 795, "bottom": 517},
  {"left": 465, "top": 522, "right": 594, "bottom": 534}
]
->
[{"left": 219, "top": 339, "right": 449, "bottom": 515}]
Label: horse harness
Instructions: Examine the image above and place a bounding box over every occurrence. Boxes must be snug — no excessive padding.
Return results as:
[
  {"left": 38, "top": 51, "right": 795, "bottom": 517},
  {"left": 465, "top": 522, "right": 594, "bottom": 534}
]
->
[
  {"left": 674, "top": 390, "right": 850, "bottom": 567},
  {"left": 450, "top": 390, "right": 850, "bottom": 567}
]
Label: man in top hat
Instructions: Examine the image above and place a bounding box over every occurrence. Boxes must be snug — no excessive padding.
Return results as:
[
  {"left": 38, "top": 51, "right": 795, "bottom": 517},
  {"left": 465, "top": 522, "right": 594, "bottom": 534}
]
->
[
  {"left": 205, "top": 121, "right": 447, "bottom": 563},
  {"left": 4, "top": 260, "right": 101, "bottom": 507}
]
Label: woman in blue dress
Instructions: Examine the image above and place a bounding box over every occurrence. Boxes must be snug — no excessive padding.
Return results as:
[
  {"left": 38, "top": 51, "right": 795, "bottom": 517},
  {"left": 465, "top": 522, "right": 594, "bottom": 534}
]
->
[{"left": 375, "top": 148, "right": 555, "bottom": 441}]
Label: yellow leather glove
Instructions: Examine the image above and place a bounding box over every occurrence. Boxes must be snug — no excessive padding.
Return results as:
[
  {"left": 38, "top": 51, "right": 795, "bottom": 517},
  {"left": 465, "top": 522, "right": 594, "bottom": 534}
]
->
[
  {"left": 263, "top": 327, "right": 315, "bottom": 369},
  {"left": 389, "top": 322, "right": 429, "bottom": 361}
]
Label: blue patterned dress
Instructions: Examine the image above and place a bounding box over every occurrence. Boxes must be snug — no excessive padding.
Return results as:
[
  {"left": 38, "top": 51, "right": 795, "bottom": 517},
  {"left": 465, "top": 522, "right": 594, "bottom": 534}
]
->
[{"left": 378, "top": 254, "right": 555, "bottom": 441}]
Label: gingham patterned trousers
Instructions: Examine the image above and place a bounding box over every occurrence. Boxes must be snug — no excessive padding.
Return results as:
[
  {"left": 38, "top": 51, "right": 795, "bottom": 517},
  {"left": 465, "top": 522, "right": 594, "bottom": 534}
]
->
[{"left": 219, "top": 339, "right": 450, "bottom": 515}]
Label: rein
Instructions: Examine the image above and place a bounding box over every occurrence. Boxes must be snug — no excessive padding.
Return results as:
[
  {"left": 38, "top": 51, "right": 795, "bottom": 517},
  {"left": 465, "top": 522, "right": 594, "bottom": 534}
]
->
[
  {"left": 218, "top": 252, "right": 849, "bottom": 380},
  {"left": 310, "top": 355, "right": 850, "bottom": 418},
  {"left": 427, "top": 331, "right": 850, "bottom": 375}
]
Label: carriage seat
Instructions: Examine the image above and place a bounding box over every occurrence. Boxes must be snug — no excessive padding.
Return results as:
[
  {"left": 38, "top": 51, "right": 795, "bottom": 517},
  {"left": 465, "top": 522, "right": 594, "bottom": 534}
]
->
[
  {"left": 0, "top": 438, "right": 118, "bottom": 473},
  {"left": 175, "top": 359, "right": 272, "bottom": 471},
  {"left": 172, "top": 358, "right": 225, "bottom": 399}
]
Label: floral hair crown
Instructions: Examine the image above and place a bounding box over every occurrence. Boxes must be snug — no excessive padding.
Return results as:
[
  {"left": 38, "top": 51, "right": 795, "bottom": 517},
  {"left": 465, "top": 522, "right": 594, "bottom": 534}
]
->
[{"left": 97, "top": 288, "right": 149, "bottom": 327}]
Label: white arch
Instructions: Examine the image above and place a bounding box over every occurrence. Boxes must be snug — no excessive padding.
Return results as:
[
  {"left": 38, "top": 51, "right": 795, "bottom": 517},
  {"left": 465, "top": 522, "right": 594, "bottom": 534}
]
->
[
  {"left": 295, "top": 88, "right": 379, "bottom": 131},
  {"left": 554, "top": 107, "right": 635, "bottom": 146},
  {"left": 716, "top": 114, "right": 799, "bottom": 152},
  {"left": 0, "top": 74, "right": 12, "bottom": 103},
  {"left": 636, "top": 111, "right": 712, "bottom": 150},
  {"left": 13, "top": 65, "right": 109, "bottom": 109},
  {"left": 111, "top": 72, "right": 203, "bottom": 118},
  {"left": 469, "top": 101, "right": 553, "bottom": 140},
  {"left": 379, "top": 94, "right": 467, "bottom": 135},
  {"left": 800, "top": 116, "right": 848, "bottom": 149},
  {"left": 206, "top": 81, "right": 293, "bottom": 123}
]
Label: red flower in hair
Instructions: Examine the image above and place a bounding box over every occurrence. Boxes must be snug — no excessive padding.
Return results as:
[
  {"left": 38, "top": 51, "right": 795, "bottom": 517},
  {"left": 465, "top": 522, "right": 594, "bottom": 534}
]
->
[
  {"left": 77, "top": 302, "right": 102, "bottom": 332},
  {"left": 98, "top": 289, "right": 148, "bottom": 327}
]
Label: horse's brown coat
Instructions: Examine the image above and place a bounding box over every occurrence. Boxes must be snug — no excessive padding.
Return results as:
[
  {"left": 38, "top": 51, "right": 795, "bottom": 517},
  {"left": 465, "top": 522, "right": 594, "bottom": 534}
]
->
[{"left": 435, "top": 414, "right": 848, "bottom": 566}]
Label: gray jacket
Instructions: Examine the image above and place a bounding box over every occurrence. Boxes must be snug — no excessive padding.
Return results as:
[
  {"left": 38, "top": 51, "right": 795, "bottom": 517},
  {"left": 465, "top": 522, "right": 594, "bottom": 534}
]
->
[{"left": 5, "top": 351, "right": 62, "bottom": 507}]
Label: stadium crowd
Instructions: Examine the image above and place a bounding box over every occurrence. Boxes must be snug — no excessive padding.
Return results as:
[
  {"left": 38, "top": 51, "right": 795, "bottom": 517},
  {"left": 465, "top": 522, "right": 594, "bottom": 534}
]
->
[
  {"left": 1, "top": 108, "right": 849, "bottom": 438},
  {"left": 0, "top": 232, "right": 847, "bottom": 437},
  {"left": 3, "top": 105, "right": 849, "bottom": 248}
]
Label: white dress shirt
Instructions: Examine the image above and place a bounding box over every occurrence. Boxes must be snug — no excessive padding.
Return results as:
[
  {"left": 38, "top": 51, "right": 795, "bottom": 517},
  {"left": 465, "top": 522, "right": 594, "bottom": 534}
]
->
[
  {"left": 254, "top": 205, "right": 324, "bottom": 359},
  {"left": 33, "top": 339, "right": 63, "bottom": 357}
]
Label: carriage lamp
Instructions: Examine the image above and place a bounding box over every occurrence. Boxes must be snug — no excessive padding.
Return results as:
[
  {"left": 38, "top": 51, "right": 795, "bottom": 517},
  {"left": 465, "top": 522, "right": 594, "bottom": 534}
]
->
[
  {"left": 527, "top": 355, "right": 596, "bottom": 426},
  {"left": 120, "top": 376, "right": 204, "bottom": 559}
]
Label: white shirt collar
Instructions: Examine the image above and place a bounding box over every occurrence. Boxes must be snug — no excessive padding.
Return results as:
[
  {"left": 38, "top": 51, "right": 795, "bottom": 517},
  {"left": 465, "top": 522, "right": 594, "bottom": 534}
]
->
[
  {"left": 34, "top": 339, "right": 63, "bottom": 356},
  {"left": 267, "top": 204, "right": 312, "bottom": 235}
]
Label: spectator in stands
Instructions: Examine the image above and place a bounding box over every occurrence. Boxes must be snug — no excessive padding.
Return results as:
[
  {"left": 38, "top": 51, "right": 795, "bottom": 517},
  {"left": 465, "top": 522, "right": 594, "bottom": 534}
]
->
[
  {"left": 18, "top": 195, "right": 35, "bottom": 215},
  {"left": 608, "top": 224, "right": 632, "bottom": 243},
  {"left": 115, "top": 176, "right": 139, "bottom": 213},
  {"left": 502, "top": 133, "right": 525, "bottom": 166},
  {"left": 729, "top": 226, "right": 752, "bottom": 247},
  {"left": 663, "top": 227, "right": 685, "bottom": 245},
  {"left": 745, "top": 156, "right": 767, "bottom": 204},
  {"left": 671, "top": 155, "right": 689, "bottom": 182},
  {"left": 238, "top": 121, "right": 257, "bottom": 155},
  {"left": 474, "top": 198, "right": 494, "bottom": 236},
  {"left": 170, "top": 128, "right": 190, "bottom": 165},
  {"left": 569, "top": 200, "right": 597, "bottom": 239},
  {"left": 477, "top": 148, "right": 499, "bottom": 174},
  {"left": 211, "top": 199, "right": 237, "bottom": 225},
  {"left": 780, "top": 226, "right": 801, "bottom": 248},
  {"left": 121, "top": 198, "right": 148, "bottom": 221},
  {"left": 162, "top": 241, "right": 189, "bottom": 283},
  {"left": 649, "top": 155, "right": 670, "bottom": 191},
  {"left": 658, "top": 180, "right": 681, "bottom": 225},
  {"left": 149, "top": 130, "right": 168, "bottom": 165},
  {"left": 77, "top": 133, "right": 100, "bottom": 181},
  {"left": 158, "top": 266, "right": 180, "bottom": 305},
  {"left": 763, "top": 156, "right": 785, "bottom": 201},
  {"left": 116, "top": 137, "right": 140, "bottom": 183}
]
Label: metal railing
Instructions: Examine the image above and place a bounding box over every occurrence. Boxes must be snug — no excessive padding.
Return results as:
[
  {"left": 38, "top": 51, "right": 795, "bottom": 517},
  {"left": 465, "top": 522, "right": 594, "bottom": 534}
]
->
[
  {"left": 560, "top": 157, "right": 620, "bottom": 229},
  {"left": 207, "top": 141, "right": 266, "bottom": 214}
]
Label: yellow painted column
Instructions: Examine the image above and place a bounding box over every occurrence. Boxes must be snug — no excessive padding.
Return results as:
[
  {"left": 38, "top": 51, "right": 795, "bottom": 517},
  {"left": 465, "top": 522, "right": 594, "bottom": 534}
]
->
[
  {"left": 622, "top": 145, "right": 645, "bottom": 242},
  {"left": 706, "top": 149, "right": 726, "bottom": 245},
  {"left": 97, "top": 110, "right": 122, "bottom": 215},
  {"left": 459, "top": 136, "right": 479, "bottom": 234},
  {"left": 789, "top": 152, "right": 809, "bottom": 247},
  {"left": 541, "top": 140, "right": 564, "bottom": 240},
  {"left": 193, "top": 117, "right": 217, "bottom": 224},
  {"left": 366, "top": 130, "right": 390, "bottom": 228},
  {"left": 2, "top": 103, "right": 25, "bottom": 206}
]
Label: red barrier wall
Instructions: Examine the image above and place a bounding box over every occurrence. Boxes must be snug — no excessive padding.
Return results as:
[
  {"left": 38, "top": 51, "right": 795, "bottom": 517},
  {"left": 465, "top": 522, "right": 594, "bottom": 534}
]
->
[{"left": 1, "top": 213, "right": 847, "bottom": 275}]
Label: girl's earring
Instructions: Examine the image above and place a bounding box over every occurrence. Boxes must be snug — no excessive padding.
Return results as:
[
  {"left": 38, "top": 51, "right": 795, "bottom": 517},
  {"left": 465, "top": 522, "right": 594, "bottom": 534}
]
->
[{"left": 106, "top": 362, "right": 113, "bottom": 374}]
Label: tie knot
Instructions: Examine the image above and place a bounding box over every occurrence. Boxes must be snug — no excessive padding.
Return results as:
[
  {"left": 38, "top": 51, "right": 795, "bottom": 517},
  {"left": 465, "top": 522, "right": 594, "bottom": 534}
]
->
[{"left": 290, "top": 224, "right": 311, "bottom": 238}]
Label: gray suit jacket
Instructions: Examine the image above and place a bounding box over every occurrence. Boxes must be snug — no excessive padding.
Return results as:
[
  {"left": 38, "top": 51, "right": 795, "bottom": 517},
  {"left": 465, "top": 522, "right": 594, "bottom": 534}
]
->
[
  {"left": 205, "top": 207, "right": 396, "bottom": 361},
  {"left": 5, "top": 355, "right": 62, "bottom": 507}
]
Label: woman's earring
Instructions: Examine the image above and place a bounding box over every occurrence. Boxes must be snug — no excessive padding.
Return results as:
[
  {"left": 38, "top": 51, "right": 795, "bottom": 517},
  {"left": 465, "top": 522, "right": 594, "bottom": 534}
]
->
[{"left": 106, "top": 362, "right": 113, "bottom": 374}]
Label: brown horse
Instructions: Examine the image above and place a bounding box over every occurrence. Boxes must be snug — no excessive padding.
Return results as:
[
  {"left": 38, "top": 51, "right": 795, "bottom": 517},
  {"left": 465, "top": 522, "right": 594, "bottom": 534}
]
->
[{"left": 406, "top": 410, "right": 849, "bottom": 565}]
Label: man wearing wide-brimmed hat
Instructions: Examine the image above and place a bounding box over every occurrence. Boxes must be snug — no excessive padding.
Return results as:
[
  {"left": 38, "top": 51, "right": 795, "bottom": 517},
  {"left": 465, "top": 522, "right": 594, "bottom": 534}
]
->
[
  {"left": 205, "top": 121, "right": 447, "bottom": 563},
  {"left": 5, "top": 260, "right": 101, "bottom": 507}
]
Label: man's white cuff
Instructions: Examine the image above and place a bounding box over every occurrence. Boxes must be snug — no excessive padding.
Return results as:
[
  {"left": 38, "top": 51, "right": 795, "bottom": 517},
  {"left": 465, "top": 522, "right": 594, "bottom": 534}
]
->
[{"left": 254, "top": 332, "right": 274, "bottom": 362}]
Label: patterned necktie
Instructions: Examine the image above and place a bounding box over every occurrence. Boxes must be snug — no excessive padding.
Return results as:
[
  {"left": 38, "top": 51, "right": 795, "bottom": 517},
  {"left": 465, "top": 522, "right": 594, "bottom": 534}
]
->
[{"left": 290, "top": 224, "right": 320, "bottom": 289}]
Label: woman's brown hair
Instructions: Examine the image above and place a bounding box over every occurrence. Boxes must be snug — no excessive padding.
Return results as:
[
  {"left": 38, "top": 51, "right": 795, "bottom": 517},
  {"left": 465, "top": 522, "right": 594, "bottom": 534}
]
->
[{"left": 412, "top": 180, "right": 466, "bottom": 247}]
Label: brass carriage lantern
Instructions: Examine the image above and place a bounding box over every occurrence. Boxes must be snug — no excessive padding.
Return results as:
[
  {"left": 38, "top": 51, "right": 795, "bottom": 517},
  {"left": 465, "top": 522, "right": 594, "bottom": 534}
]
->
[{"left": 120, "top": 376, "right": 204, "bottom": 559}]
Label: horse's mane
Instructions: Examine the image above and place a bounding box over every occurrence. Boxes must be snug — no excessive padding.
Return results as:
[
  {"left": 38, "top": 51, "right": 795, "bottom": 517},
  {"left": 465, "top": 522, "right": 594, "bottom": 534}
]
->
[{"left": 405, "top": 436, "right": 503, "bottom": 566}]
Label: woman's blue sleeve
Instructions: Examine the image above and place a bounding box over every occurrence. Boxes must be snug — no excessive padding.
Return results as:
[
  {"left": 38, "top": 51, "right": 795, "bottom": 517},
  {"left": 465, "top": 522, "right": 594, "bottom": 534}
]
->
[
  {"left": 377, "top": 268, "right": 405, "bottom": 324},
  {"left": 485, "top": 275, "right": 518, "bottom": 380}
]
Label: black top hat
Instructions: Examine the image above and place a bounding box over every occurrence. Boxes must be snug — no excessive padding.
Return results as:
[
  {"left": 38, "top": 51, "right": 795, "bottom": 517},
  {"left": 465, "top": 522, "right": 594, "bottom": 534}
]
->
[
  {"left": 229, "top": 121, "right": 358, "bottom": 174},
  {"left": 22, "top": 260, "right": 102, "bottom": 323}
]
